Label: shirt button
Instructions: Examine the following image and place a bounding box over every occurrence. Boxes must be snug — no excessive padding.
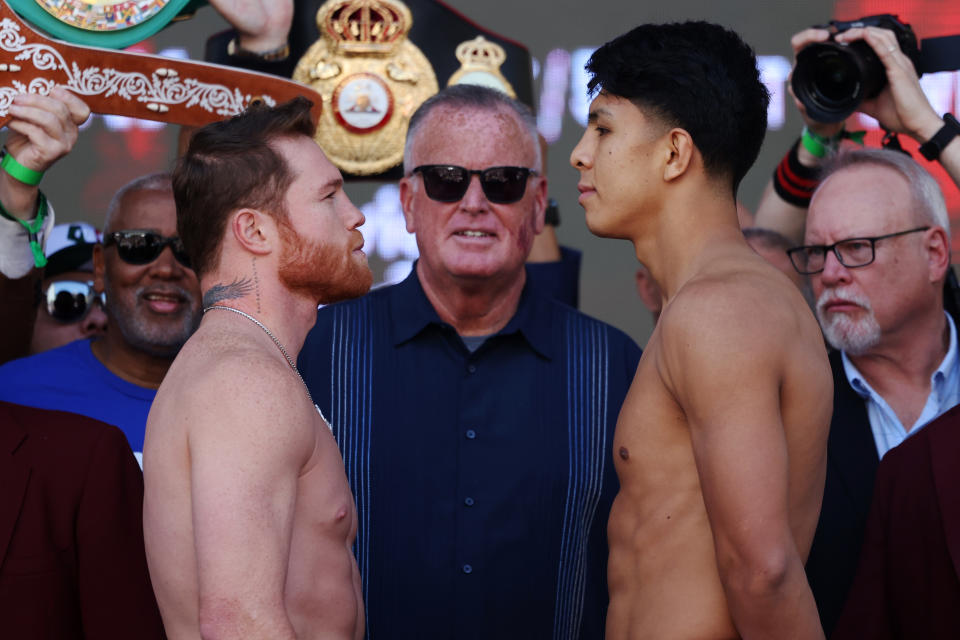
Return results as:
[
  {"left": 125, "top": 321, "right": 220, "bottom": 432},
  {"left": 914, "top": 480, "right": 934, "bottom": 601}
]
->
[
  {"left": 467, "top": 364, "right": 477, "bottom": 374},
  {"left": 465, "top": 429, "right": 476, "bottom": 439},
  {"left": 464, "top": 497, "right": 475, "bottom": 506},
  {"left": 462, "top": 564, "right": 473, "bottom": 574}
]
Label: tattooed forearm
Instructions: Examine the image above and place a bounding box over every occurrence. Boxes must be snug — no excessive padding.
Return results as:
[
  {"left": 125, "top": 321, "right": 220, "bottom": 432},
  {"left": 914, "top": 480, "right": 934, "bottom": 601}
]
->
[{"left": 202, "top": 277, "right": 254, "bottom": 307}]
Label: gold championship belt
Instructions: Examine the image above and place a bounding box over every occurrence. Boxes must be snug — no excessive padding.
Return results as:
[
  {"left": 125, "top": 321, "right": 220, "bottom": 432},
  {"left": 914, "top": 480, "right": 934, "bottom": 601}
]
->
[
  {"left": 0, "top": 0, "right": 322, "bottom": 128},
  {"left": 293, "top": 0, "right": 437, "bottom": 176}
]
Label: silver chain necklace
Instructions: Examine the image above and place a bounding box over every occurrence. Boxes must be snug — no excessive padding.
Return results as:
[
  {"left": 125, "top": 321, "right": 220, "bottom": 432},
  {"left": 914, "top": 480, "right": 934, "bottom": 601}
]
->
[{"left": 203, "top": 304, "right": 315, "bottom": 406}]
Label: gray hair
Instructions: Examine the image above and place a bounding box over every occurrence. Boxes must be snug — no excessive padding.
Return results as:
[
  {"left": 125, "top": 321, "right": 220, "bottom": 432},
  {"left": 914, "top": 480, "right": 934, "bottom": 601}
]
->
[
  {"left": 818, "top": 147, "right": 949, "bottom": 234},
  {"left": 104, "top": 172, "right": 173, "bottom": 232},
  {"left": 402, "top": 84, "right": 541, "bottom": 174}
]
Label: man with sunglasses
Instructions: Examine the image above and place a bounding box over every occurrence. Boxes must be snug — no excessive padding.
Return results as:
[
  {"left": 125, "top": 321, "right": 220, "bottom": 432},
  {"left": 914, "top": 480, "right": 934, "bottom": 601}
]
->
[
  {"left": 786, "top": 147, "right": 958, "bottom": 636},
  {"left": 0, "top": 173, "right": 201, "bottom": 465},
  {"left": 29, "top": 222, "right": 108, "bottom": 354},
  {"left": 298, "top": 84, "right": 640, "bottom": 639}
]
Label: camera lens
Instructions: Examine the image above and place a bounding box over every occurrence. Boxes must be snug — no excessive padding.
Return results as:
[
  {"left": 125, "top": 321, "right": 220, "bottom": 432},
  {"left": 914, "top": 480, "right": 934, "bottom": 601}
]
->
[{"left": 792, "top": 41, "right": 885, "bottom": 123}]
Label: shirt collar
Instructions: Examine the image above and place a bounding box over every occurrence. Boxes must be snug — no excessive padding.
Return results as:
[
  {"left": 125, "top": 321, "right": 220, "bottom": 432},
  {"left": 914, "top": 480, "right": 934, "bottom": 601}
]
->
[
  {"left": 842, "top": 310, "right": 959, "bottom": 398},
  {"left": 387, "top": 263, "right": 554, "bottom": 360}
]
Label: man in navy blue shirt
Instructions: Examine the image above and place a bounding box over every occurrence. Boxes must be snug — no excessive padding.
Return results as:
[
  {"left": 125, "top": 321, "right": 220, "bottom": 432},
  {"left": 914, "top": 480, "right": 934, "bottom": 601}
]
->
[{"left": 300, "top": 85, "right": 640, "bottom": 640}]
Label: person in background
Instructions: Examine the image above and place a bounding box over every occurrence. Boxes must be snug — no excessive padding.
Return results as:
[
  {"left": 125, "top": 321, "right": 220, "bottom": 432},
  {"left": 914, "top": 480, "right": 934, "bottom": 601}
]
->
[
  {"left": 0, "top": 172, "right": 201, "bottom": 465},
  {"left": 0, "top": 401, "right": 165, "bottom": 639},
  {"left": 30, "top": 221, "right": 108, "bottom": 354}
]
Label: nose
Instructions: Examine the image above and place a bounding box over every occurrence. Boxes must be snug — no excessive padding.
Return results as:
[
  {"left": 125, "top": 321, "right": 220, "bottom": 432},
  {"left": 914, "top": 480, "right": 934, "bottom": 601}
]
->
[
  {"left": 570, "top": 133, "right": 592, "bottom": 170},
  {"left": 460, "top": 174, "right": 488, "bottom": 212},
  {"left": 818, "top": 247, "right": 852, "bottom": 288},
  {"left": 80, "top": 301, "right": 108, "bottom": 338},
  {"left": 148, "top": 244, "right": 190, "bottom": 279}
]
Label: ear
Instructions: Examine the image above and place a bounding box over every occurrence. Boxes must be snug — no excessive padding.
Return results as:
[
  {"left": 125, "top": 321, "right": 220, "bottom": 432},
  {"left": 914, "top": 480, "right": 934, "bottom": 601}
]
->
[
  {"left": 92, "top": 243, "right": 105, "bottom": 294},
  {"left": 231, "top": 209, "right": 275, "bottom": 256},
  {"left": 926, "top": 226, "right": 951, "bottom": 283},
  {"left": 662, "top": 128, "right": 695, "bottom": 183},
  {"left": 531, "top": 175, "right": 548, "bottom": 235},
  {"left": 399, "top": 175, "right": 417, "bottom": 234}
]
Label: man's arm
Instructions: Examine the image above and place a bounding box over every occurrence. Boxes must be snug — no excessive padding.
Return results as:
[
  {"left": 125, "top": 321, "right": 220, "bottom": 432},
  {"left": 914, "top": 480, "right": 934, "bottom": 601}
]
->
[
  {"left": 661, "top": 286, "right": 824, "bottom": 640},
  {"left": 189, "top": 356, "right": 315, "bottom": 640},
  {"left": 0, "top": 88, "right": 88, "bottom": 363}
]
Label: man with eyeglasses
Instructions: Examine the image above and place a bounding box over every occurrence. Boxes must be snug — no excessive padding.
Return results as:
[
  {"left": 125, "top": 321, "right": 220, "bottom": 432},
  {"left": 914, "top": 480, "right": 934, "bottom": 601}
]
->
[
  {"left": 786, "top": 147, "right": 957, "bottom": 635},
  {"left": 297, "top": 84, "right": 641, "bottom": 639},
  {"left": 0, "top": 172, "right": 202, "bottom": 465}
]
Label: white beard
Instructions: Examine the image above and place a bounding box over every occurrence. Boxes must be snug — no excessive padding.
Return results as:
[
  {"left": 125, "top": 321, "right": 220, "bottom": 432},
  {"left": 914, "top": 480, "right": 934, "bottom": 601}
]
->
[{"left": 816, "top": 286, "right": 882, "bottom": 355}]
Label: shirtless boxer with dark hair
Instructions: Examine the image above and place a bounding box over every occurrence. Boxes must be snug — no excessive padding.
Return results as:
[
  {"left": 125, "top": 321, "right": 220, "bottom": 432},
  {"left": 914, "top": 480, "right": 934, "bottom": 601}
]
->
[{"left": 571, "top": 23, "right": 831, "bottom": 639}]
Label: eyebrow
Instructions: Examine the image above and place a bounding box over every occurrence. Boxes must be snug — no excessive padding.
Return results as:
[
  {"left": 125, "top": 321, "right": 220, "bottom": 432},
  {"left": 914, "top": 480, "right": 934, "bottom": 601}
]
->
[
  {"left": 318, "top": 177, "right": 343, "bottom": 196},
  {"left": 587, "top": 108, "right": 612, "bottom": 124}
]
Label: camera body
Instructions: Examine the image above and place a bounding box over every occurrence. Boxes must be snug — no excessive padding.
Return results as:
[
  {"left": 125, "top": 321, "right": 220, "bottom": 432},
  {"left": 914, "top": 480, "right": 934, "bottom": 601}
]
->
[{"left": 792, "top": 14, "right": 921, "bottom": 123}]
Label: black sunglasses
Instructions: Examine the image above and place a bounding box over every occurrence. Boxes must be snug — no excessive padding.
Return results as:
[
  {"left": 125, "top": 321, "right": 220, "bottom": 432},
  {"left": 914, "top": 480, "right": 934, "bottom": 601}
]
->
[
  {"left": 103, "top": 230, "right": 192, "bottom": 269},
  {"left": 411, "top": 165, "right": 537, "bottom": 204},
  {"left": 44, "top": 280, "right": 105, "bottom": 323}
]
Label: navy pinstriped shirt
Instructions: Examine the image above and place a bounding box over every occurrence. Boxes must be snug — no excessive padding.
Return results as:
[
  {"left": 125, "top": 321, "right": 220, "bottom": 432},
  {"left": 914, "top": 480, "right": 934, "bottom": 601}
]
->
[{"left": 299, "top": 266, "right": 641, "bottom": 640}]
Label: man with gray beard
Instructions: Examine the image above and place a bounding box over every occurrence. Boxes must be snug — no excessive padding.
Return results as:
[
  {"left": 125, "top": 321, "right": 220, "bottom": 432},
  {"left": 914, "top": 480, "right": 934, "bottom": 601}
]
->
[
  {"left": 0, "top": 173, "right": 202, "bottom": 465},
  {"left": 785, "top": 147, "right": 958, "bottom": 635}
]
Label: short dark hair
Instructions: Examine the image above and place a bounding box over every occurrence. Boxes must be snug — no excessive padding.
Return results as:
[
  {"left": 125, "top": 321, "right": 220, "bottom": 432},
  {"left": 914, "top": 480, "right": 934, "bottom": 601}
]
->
[
  {"left": 403, "top": 84, "right": 541, "bottom": 173},
  {"left": 173, "top": 97, "right": 316, "bottom": 279},
  {"left": 585, "top": 21, "right": 769, "bottom": 194}
]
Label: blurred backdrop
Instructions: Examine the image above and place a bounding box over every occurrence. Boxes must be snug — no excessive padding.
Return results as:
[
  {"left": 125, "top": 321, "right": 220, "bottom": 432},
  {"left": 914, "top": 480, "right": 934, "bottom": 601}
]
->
[{"left": 31, "top": 0, "right": 960, "bottom": 346}]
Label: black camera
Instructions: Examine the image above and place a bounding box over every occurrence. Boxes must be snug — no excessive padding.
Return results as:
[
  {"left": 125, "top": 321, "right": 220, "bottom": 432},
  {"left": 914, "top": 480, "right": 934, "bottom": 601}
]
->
[{"left": 791, "top": 14, "right": 921, "bottom": 123}]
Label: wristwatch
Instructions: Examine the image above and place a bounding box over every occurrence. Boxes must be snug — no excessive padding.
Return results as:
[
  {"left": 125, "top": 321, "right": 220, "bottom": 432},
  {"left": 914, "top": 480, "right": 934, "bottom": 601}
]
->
[
  {"left": 227, "top": 37, "right": 290, "bottom": 62},
  {"left": 918, "top": 113, "right": 960, "bottom": 161}
]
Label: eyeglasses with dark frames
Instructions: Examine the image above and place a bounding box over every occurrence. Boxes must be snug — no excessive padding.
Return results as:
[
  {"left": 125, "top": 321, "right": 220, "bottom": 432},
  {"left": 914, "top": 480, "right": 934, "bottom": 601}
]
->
[
  {"left": 103, "top": 230, "right": 192, "bottom": 269},
  {"left": 787, "top": 226, "right": 930, "bottom": 275},
  {"left": 411, "top": 165, "right": 537, "bottom": 204}
]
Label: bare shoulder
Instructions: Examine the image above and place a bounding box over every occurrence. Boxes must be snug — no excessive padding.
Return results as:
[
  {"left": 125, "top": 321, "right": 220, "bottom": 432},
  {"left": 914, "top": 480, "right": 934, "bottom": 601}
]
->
[
  {"left": 159, "top": 327, "right": 318, "bottom": 459},
  {"left": 656, "top": 255, "right": 820, "bottom": 396}
]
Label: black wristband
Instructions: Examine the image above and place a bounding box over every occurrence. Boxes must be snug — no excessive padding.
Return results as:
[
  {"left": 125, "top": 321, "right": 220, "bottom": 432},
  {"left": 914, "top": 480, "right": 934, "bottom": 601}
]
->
[
  {"left": 773, "top": 140, "right": 821, "bottom": 208},
  {"left": 919, "top": 114, "right": 960, "bottom": 161}
]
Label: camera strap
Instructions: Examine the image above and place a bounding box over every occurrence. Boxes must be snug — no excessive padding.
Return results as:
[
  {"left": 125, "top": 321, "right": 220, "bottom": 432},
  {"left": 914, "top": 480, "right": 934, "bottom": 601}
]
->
[{"left": 917, "top": 35, "right": 960, "bottom": 74}]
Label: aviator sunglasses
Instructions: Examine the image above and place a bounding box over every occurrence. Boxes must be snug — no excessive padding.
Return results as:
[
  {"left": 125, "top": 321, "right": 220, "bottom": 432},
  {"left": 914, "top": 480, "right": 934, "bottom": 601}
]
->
[
  {"left": 44, "top": 280, "right": 105, "bottom": 323},
  {"left": 411, "top": 165, "right": 537, "bottom": 204},
  {"left": 103, "top": 230, "right": 192, "bottom": 269}
]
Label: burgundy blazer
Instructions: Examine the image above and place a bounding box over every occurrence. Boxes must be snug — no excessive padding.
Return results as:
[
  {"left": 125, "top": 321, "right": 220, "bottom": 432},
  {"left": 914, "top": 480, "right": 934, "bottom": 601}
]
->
[
  {"left": 0, "top": 401, "right": 165, "bottom": 639},
  {"left": 833, "top": 403, "right": 960, "bottom": 640}
]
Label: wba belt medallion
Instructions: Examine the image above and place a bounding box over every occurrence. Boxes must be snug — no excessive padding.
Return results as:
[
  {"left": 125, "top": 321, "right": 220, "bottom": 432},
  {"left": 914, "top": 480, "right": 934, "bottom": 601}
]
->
[{"left": 293, "top": 0, "right": 438, "bottom": 175}]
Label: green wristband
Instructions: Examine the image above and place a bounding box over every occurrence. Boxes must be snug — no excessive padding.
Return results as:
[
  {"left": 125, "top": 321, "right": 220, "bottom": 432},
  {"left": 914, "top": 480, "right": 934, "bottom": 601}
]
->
[
  {"left": 0, "top": 149, "right": 44, "bottom": 186},
  {"left": 0, "top": 191, "right": 48, "bottom": 268},
  {"left": 800, "top": 127, "right": 841, "bottom": 159}
]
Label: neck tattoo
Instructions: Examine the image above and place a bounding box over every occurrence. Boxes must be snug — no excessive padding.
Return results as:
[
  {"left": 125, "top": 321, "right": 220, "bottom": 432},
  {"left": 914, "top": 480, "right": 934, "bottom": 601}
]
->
[
  {"left": 251, "top": 257, "right": 262, "bottom": 314},
  {"left": 203, "top": 304, "right": 315, "bottom": 407}
]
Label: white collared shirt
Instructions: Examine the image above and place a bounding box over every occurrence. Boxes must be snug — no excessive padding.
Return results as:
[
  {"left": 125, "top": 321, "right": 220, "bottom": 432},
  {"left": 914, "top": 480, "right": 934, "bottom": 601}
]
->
[{"left": 843, "top": 312, "right": 960, "bottom": 459}]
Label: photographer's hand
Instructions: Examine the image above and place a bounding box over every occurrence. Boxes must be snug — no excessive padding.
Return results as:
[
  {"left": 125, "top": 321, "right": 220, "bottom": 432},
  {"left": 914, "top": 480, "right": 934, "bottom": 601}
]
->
[
  {"left": 835, "top": 26, "right": 941, "bottom": 140},
  {"left": 837, "top": 26, "right": 960, "bottom": 188}
]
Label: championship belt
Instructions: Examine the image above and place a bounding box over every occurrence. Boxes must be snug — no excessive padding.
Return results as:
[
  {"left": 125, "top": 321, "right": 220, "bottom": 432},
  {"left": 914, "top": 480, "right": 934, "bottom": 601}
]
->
[
  {"left": 292, "top": 0, "right": 437, "bottom": 176},
  {"left": 0, "top": 0, "right": 322, "bottom": 128},
  {"left": 7, "top": 0, "right": 205, "bottom": 49}
]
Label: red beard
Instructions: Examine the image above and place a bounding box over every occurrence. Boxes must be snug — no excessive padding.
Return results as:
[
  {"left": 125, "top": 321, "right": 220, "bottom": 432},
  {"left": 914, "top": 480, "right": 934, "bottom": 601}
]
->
[{"left": 277, "top": 220, "right": 373, "bottom": 305}]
